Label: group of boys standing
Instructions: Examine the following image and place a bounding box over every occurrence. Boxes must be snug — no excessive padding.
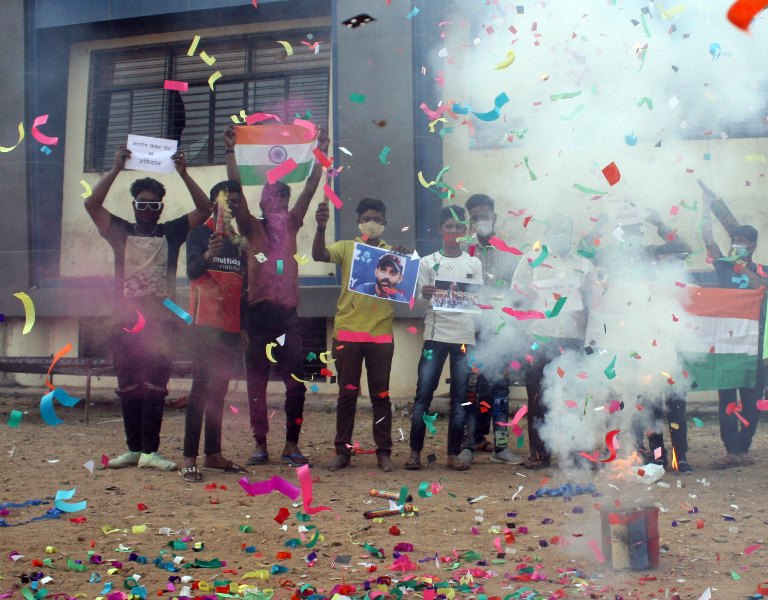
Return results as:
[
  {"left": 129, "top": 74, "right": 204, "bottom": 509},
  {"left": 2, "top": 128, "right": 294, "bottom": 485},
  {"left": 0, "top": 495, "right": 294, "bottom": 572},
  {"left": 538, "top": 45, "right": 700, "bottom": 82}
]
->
[{"left": 85, "top": 129, "right": 765, "bottom": 480}]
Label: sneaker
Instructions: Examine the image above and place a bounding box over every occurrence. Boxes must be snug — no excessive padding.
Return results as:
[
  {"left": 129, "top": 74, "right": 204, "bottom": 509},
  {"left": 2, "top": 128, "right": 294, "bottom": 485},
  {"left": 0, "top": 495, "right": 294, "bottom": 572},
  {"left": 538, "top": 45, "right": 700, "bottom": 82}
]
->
[
  {"left": 675, "top": 460, "right": 693, "bottom": 474},
  {"left": 138, "top": 452, "right": 178, "bottom": 471},
  {"left": 490, "top": 448, "right": 524, "bottom": 465},
  {"left": 106, "top": 451, "right": 141, "bottom": 469},
  {"left": 458, "top": 448, "right": 475, "bottom": 464}
]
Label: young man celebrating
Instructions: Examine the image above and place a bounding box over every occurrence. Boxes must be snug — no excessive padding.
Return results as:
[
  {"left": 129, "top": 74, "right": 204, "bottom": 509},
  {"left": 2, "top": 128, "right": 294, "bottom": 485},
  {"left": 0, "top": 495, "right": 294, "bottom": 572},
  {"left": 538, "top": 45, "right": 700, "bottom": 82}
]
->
[
  {"left": 84, "top": 145, "right": 210, "bottom": 471},
  {"left": 313, "top": 197, "right": 406, "bottom": 472},
  {"left": 224, "top": 125, "right": 329, "bottom": 468}
]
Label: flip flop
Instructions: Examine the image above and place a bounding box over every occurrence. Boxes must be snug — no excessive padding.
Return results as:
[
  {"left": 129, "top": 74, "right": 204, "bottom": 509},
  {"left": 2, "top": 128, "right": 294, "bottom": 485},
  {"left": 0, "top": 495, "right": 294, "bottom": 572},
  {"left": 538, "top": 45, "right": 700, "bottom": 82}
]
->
[
  {"left": 281, "top": 453, "right": 312, "bottom": 467},
  {"left": 203, "top": 460, "right": 247, "bottom": 474},
  {"left": 179, "top": 465, "right": 203, "bottom": 483},
  {"left": 246, "top": 452, "right": 269, "bottom": 466}
]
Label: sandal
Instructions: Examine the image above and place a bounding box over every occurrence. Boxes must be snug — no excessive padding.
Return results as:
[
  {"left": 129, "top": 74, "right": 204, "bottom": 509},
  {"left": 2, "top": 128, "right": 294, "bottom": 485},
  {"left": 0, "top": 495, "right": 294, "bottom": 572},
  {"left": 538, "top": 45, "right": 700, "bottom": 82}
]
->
[
  {"left": 281, "top": 452, "right": 312, "bottom": 467},
  {"left": 180, "top": 465, "right": 203, "bottom": 483},
  {"left": 474, "top": 439, "right": 494, "bottom": 453},
  {"left": 203, "top": 460, "right": 247, "bottom": 474},
  {"left": 404, "top": 460, "right": 422, "bottom": 471},
  {"left": 246, "top": 452, "right": 269, "bottom": 466}
]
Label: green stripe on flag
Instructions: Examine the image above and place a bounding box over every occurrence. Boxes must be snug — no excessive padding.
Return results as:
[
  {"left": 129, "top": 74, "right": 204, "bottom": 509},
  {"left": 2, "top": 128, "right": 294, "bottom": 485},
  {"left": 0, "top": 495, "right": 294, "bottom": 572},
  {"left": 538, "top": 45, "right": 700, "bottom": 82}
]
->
[
  {"left": 680, "top": 352, "right": 758, "bottom": 391},
  {"left": 238, "top": 161, "right": 313, "bottom": 186}
]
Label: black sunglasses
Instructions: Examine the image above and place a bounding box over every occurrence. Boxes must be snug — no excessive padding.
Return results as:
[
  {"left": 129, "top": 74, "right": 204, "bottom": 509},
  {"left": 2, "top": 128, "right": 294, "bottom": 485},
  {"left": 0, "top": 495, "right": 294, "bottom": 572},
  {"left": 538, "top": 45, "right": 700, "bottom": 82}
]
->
[{"left": 133, "top": 200, "right": 162, "bottom": 211}]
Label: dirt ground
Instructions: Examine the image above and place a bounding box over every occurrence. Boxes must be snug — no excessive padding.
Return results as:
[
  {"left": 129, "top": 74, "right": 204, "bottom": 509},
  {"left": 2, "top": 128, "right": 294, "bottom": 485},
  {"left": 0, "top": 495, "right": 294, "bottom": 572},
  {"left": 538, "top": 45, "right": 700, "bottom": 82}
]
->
[{"left": 1, "top": 388, "right": 767, "bottom": 600}]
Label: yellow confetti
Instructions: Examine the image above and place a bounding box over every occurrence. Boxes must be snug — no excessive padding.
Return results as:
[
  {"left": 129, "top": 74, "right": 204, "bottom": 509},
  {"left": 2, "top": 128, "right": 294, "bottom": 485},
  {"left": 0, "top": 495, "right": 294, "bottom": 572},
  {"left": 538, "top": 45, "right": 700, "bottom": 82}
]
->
[
  {"left": 101, "top": 525, "right": 124, "bottom": 534},
  {"left": 265, "top": 342, "right": 278, "bottom": 363},
  {"left": 208, "top": 70, "right": 222, "bottom": 91},
  {"left": 319, "top": 351, "right": 334, "bottom": 364},
  {"left": 417, "top": 171, "right": 435, "bottom": 188},
  {"left": 277, "top": 40, "right": 294, "bottom": 56},
  {"left": 242, "top": 571, "right": 270, "bottom": 581},
  {"left": 746, "top": 154, "right": 766, "bottom": 162},
  {"left": 131, "top": 524, "right": 147, "bottom": 534},
  {"left": 187, "top": 35, "right": 201, "bottom": 57},
  {"left": 659, "top": 2, "right": 686, "bottom": 19},
  {"left": 0, "top": 121, "right": 24, "bottom": 153},
  {"left": 290, "top": 373, "right": 308, "bottom": 383},
  {"left": 79, "top": 180, "right": 92, "bottom": 199},
  {"left": 494, "top": 50, "right": 516, "bottom": 70},
  {"left": 293, "top": 253, "right": 310, "bottom": 265},
  {"left": 13, "top": 292, "right": 35, "bottom": 334},
  {"left": 199, "top": 51, "right": 216, "bottom": 66},
  {"left": 428, "top": 117, "right": 447, "bottom": 133}
]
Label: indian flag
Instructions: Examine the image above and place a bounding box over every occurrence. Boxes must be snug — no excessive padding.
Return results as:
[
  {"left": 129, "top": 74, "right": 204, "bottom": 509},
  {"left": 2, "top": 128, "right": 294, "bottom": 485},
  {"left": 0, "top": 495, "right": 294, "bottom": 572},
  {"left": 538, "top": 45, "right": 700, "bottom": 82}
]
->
[
  {"left": 678, "top": 286, "right": 765, "bottom": 391},
  {"left": 234, "top": 124, "right": 316, "bottom": 186}
]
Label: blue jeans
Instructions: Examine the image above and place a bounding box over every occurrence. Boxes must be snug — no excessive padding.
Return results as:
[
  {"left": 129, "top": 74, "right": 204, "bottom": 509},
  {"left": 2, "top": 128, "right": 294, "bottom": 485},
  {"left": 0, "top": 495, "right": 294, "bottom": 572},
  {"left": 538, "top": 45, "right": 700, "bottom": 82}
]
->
[{"left": 409, "top": 340, "right": 472, "bottom": 456}]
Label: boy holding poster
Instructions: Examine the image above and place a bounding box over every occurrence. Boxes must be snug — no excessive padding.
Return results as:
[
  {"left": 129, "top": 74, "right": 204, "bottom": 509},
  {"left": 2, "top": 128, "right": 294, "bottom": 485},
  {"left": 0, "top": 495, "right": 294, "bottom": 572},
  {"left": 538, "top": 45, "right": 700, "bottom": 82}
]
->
[{"left": 406, "top": 206, "right": 483, "bottom": 471}]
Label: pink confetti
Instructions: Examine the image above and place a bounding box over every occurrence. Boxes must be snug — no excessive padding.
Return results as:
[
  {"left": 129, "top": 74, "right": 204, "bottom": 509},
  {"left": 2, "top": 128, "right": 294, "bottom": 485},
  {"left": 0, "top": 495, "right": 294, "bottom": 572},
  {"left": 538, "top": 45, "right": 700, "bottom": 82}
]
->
[
  {"left": 323, "top": 183, "right": 343, "bottom": 209},
  {"left": 669, "top": 205, "right": 680, "bottom": 215},
  {"left": 509, "top": 360, "right": 522, "bottom": 370},
  {"left": 239, "top": 475, "right": 300, "bottom": 500},
  {"left": 744, "top": 543, "right": 762, "bottom": 554},
  {"left": 122, "top": 309, "right": 146, "bottom": 333},
  {"left": 675, "top": 281, "right": 687, "bottom": 288},
  {"left": 294, "top": 118, "right": 317, "bottom": 140},
  {"left": 587, "top": 539, "right": 606, "bottom": 563},
  {"left": 101, "top": 454, "right": 110, "bottom": 468},
  {"left": 266, "top": 158, "right": 298, "bottom": 184},
  {"left": 564, "top": 400, "right": 578, "bottom": 408},
  {"left": 575, "top": 372, "right": 588, "bottom": 379},
  {"left": 163, "top": 80, "right": 189, "bottom": 92},
  {"left": 244, "top": 112, "right": 281, "bottom": 125},
  {"left": 756, "top": 399, "right": 768, "bottom": 410},
  {"left": 229, "top": 405, "right": 239, "bottom": 414},
  {"left": 407, "top": 326, "right": 418, "bottom": 334},
  {"left": 488, "top": 236, "right": 524, "bottom": 255},
  {"left": 502, "top": 307, "right": 546, "bottom": 320},
  {"left": 31, "top": 114, "right": 59, "bottom": 146},
  {"left": 296, "top": 464, "right": 332, "bottom": 514}
]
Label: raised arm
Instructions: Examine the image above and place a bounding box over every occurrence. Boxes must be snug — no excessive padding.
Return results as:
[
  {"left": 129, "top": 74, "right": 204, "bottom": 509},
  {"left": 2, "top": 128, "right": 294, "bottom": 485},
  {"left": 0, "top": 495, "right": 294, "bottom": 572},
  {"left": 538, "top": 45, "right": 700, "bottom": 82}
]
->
[
  {"left": 700, "top": 193, "right": 723, "bottom": 262},
  {"left": 312, "top": 199, "right": 331, "bottom": 262},
  {"left": 84, "top": 146, "right": 129, "bottom": 235},
  {"left": 173, "top": 150, "right": 211, "bottom": 228},
  {"left": 291, "top": 129, "right": 330, "bottom": 222},
  {"left": 222, "top": 126, "right": 258, "bottom": 238},
  {"left": 646, "top": 208, "right": 692, "bottom": 254},
  {"left": 697, "top": 179, "right": 740, "bottom": 236}
]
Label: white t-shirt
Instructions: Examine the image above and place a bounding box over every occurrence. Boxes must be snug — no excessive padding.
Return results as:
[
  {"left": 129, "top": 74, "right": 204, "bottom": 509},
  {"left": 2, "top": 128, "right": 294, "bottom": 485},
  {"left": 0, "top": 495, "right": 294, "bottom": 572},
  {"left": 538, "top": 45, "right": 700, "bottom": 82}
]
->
[{"left": 417, "top": 250, "right": 483, "bottom": 345}]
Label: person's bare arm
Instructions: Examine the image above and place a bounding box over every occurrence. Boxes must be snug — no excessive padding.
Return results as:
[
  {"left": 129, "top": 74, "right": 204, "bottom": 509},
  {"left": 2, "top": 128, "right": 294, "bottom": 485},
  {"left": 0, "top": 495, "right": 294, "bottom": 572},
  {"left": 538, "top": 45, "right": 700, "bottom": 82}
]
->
[
  {"left": 84, "top": 146, "right": 129, "bottom": 235},
  {"left": 223, "top": 126, "right": 256, "bottom": 237},
  {"left": 291, "top": 129, "right": 330, "bottom": 222},
  {"left": 174, "top": 151, "right": 211, "bottom": 228},
  {"left": 700, "top": 193, "right": 723, "bottom": 262},
  {"left": 312, "top": 199, "right": 331, "bottom": 262},
  {"left": 697, "top": 179, "right": 740, "bottom": 236},
  {"left": 646, "top": 208, "right": 692, "bottom": 253}
]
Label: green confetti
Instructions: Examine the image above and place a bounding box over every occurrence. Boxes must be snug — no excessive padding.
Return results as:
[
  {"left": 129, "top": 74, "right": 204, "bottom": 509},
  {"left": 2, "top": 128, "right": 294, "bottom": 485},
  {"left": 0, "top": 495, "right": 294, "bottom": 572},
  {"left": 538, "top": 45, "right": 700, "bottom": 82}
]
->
[
  {"left": 378, "top": 146, "right": 391, "bottom": 165},
  {"left": 636, "top": 96, "right": 654, "bottom": 110},
  {"left": 545, "top": 296, "right": 567, "bottom": 318},
  {"left": 681, "top": 199, "right": 699, "bottom": 211},
  {"left": 730, "top": 571, "right": 741, "bottom": 581},
  {"left": 529, "top": 244, "right": 549, "bottom": 268},
  {"left": 363, "top": 543, "right": 383, "bottom": 558},
  {"left": 573, "top": 183, "right": 610, "bottom": 195},
  {"left": 640, "top": 12, "right": 652, "bottom": 37},
  {"left": 523, "top": 155, "right": 537, "bottom": 181},
  {"left": 398, "top": 486, "right": 409, "bottom": 507},
  {"left": 67, "top": 558, "right": 87, "bottom": 572},
  {"left": 495, "top": 319, "right": 506, "bottom": 335},
  {"left": 349, "top": 93, "right": 366, "bottom": 103},
  {"left": 577, "top": 247, "right": 596, "bottom": 259},
  {"left": 692, "top": 417, "right": 704, "bottom": 428},
  {"left": 423, "top": 413, "right": 438, "bottom": 435},
  {"left": 423, "top": 349, "right": 434, "bottom": 360},
  {"left": 516, "top": 435, "right": 525, "bottom": 449},
  {"left": 306, "top": 352, "right": 317, "bottom": 361},
  {"left": 7, "top": 409, "right": 22, "bottom": 428},
  {"left": 276, "top": 259, "right": 283, "bottom": 274},
  {"left": 550, "top": 91, "right": 582, "bottom": 101},
  {"left": 559, "top": 103, "right": 585, "bottom": 121},
  {"left": 438, "top": 127, "right": 454, "bottom": 138},
  {"left": 418, "top": 481, "right": 433, "bottom": 498},
  {"left": 604, "top": 355, "right": 617, "bottom": 379}
]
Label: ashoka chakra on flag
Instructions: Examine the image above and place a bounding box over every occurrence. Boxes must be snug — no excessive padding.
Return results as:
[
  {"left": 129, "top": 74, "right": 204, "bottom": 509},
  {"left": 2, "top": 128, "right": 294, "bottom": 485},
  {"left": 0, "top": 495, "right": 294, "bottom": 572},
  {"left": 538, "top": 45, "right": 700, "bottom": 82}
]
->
[{"left": 234, "top": 124, "right": 316, "bottom": 186}]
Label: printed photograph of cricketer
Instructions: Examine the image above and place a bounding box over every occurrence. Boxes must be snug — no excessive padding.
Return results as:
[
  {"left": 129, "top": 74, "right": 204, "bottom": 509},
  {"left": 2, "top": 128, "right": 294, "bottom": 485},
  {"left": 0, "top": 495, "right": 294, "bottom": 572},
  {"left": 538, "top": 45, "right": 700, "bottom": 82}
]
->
[
  {"left": 431, "top": 277, "right": 484, "bottom": 313},
  {"left": 348, "top": 243, "right": 419, "bottom": 304}
]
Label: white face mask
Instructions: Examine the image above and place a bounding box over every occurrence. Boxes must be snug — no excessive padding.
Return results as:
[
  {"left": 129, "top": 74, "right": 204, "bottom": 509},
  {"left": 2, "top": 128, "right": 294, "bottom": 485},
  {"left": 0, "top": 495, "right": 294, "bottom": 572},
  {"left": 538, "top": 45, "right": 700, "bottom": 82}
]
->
[
  {"left": 730, "top": 244, "right": 749, "bottom": 258},
  {"left": 359, "top": 222, "right": 385, "bottom": 238},
  {"left": 473, "top": 220, "right": 494, "bottom": 237}
]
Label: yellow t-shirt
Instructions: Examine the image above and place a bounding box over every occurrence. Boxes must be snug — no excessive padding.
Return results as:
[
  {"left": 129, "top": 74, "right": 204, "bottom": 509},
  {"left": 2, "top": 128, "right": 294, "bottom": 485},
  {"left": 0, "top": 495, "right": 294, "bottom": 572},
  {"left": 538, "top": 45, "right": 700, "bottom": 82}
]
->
[{"left": 327, "top": 238, "right": 395, "bottom": 340}]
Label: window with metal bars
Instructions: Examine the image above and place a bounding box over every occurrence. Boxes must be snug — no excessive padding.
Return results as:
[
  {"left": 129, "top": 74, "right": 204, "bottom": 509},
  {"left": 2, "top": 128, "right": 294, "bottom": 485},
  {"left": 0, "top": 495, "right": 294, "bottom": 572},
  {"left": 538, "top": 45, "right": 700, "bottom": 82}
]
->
[{"left": 85, "top": 30, "right": 330, "bottom": 172}]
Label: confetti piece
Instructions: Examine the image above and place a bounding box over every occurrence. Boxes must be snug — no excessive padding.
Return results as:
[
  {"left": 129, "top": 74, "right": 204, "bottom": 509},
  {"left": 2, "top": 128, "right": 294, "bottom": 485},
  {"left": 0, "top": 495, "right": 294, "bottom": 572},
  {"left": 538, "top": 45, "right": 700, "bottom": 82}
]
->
[
  {"left": 338, "top": 145, "right": 353, "bottom": 156},
  {"left": 545, "top": 297, "right": 567, "bottom": 318},
  {"left": 757, "top": 399, "right": 768, "bottom": 410},
  {"left": 406, "top": 7, "right": 420, "bottom": 18},
  {"left": 573, "top": 183, "right": 609, "bottom": 195},
  {"left": 40, "top": 387, "right": 80, "bottom": 426},
  {"left": 276, "top": 40, "right": 294, "bottom": 56},
  {"left": 207, "top": 71, "right": 222, "bottom": 91},
  {"left": 6, "top": 410, "right": 22, "bottom": 428},
  {"left": 559, "top": 103, "right": 585, "bottom": 121},
  {"left": 265, "top": 342, "right": 278, "bottom": 363},
  {"left": 266, "top": 158, "right": 298, "bottom": 184},
  {"left": 324, "top": 183, "right": 343, "bottom": 209},
  {"left": 523, "top": 155, "right": 538, "bottom": 181},
  {"left": 529, "top": 244, "right": 549, "bottom": 268},
  {"left": 550, "top": 91, "right": 581, "bottom": 101},
  {"left": 187, "top": 35, "right": 201, "bottom": 56},
  {"left": 45, "top": 343, "right": 73, "bottom": 391},
  {"left": 502, "top": 307, "right": 546, "bottom": 320},
  {"left": 473, "top": 92, "right": 509, "bottom": 122},
  {"left": 349, "top": 93, "right": 367, "bottom": 103},
  {"left": 13, "top": 291, "right": 35, "bottom": 334},
  {"left": 83, "top": 460, "right": 94, "bottom": 474},
  {"left": 488, "top": 236, "right": 523, "bottom": 255},
  {"left": 423, "top": 413, "right": 438, "bottom": 434},
  {"left": 579, "top": 429, "right": 620, "bottom": 463},
  {"left": 379, "top": 146, "right": 391, "bottom": 165},
  {"left": 636, "top": 96, "right": 654, "bottom": 110},
  {"left": 294, "top": 253, "right": 309, "bottom": 265},
  {"left": 313, "top": 147, "right": 333, "bottom": 168},
  {"left": 79, "top": 180, "right": 92, "bottom": 199},
  {"left": 0, "top": 121, "right": 24, "bottom": 152},
  {"left": 163, "top": 80, "right": 189, "bottom": 92},
  {"left": 230, "top": 405, "right": 240, "bottom": 414},
  {"left": 122, "top": 309, "right": 146, "bottom": 334},
  {"left": 494, "top": 50, "right": 516, "bottom": 70},
  {"left": 297, "top": 464, "right": 332, "bottom": 514},
  {"left": 40, "top": 145, "right": 52, "bottom": 156},
  {"left": 604, "top": 355, "right": 617, "bottom": 379},
  {"left": 199, "top": 51, "right": 216, "bottom": 66},
  {"left": 587, "top": 539, "right": 606, "bottom": 563},
  {"left": 276, "top": 259, "right": 284, "bottom": 275},
  {"left": 31, "top": 114, "right": 58, "bottom": 146},
  {"left": 601, "top": 162, "right": 621, "bottom": 186},
  {"left": 54, "top": 487, "right": 87, "bottom": 513},
  {"left": 728, "top": 0, "right": 768, "bottom": 30},
  {"left": 624, "top": 132, "right": 637, "bottom": 146},
  {"left": 162, "top": 298, "right": 193, "bottom": 324},
  {"left": 692, "top": 417, "right": 705, "bottom": 427}
]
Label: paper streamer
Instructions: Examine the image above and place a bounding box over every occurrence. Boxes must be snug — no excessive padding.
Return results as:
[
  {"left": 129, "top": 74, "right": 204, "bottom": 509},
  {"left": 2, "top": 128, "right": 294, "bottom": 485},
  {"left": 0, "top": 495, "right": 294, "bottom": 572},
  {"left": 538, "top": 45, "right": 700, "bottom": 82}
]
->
[
  {"left": 54, "top": 487, "right": 87, "bottom": 513},
  {"left": 296, "top": 464, "right": 332, "bottom": 514},
  {"left": 163, "top": 80, "right": 189, "bottom": 92},
  {"left": 13, "top": 292, "right": 35, "bottom": 334},
  {"left": 579, "top": 429, "right": 620, "bottom": 463},
  {"left": 417, "top": 481, "right": 433, "bottom": 498},
  {"left": 502, "top": 307, "right": 546, "bottom": 320},
  {"left": 727, "top": 0, "right": 768, "bottom": 31},
  {"left": 488, "top": 236, "right": 523, "bottom": 255},
  {"left": 238, "top": 475, "right": 300, "bottom": 500},
  {"left": 0, "top": 122, "right": 24, "bottom": 152},
  {"left": 323, "top": 184, "right": 343, "bottom": 209},
  {"left": 472, "top": 92, "right": 509, "bottom": 122},
  {"left": 162, "top": 298, "right": 193, "bottom": 324},
  {"left": 45, "top": 343, "right": 73, "bottom": 391},
  {"left": 267, "top": 158, "right": 298, "bottom": 184},
  {"left": 40, "top": 388, "right": 81, "bottom": 426},
  {"left": 529, "top": 244, "right": 549, "bottom": 268},
  {"left": 122, "top": 310, "right": 146, "bottom": 334},
  {"left": 31, "top": 115, "right": 59, "bottom": 146}
]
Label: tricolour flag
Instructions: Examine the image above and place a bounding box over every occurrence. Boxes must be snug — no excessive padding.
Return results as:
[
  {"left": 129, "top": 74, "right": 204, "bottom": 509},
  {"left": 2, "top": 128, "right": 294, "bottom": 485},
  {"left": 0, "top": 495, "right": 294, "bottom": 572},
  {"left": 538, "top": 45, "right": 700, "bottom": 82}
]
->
[
  {"left": 234, "top": 124, "right": 316, "bottom": 186},
  {"left": 678, "top": 286, "right": 765, "bottom": 391}
]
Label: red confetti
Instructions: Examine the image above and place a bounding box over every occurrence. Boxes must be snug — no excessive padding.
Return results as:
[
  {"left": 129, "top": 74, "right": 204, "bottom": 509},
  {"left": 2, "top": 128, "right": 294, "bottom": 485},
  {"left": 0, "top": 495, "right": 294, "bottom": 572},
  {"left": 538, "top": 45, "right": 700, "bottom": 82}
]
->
[
  {"left": 579, "top": 429, "right": 620, "bottom": 463},
  {"left": 275, "top": 507, "right": 290, "bottom": 524},
  {"left": 137, "top": 503, "right": 148, "bottom": 512},
  {"left": 727, "top": 0, "right": 768, "bottom": 31},
  {"left": 601, "top": 162, "right": 621, "bottom": 186},
  {"left": 389, "top": 525, "right": 401, "bottom": 535}
]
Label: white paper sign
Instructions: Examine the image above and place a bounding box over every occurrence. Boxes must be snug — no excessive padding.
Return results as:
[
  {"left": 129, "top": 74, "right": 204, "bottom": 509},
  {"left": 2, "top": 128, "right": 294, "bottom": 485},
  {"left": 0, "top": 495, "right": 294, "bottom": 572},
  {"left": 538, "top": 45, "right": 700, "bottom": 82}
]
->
[{"left": 125, "top": 134, "right": 177, "bottom": 173}]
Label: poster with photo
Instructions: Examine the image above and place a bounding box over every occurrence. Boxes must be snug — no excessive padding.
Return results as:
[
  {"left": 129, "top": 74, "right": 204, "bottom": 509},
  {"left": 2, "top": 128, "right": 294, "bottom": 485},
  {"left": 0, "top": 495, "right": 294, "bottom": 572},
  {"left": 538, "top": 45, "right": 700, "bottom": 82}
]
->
[
  {"left": 348, "top": 243, "right": 418, "bottom": 304},
  {"left": 431, "top": 277, "right": 484, "bottom": 313}
]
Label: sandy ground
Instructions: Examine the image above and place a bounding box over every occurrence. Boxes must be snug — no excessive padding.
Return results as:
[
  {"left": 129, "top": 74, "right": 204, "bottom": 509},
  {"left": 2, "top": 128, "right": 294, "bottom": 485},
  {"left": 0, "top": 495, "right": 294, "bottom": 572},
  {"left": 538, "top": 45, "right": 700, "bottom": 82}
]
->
[{"left": 1, "top": 387, "right": 767, "bottom": 600}]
